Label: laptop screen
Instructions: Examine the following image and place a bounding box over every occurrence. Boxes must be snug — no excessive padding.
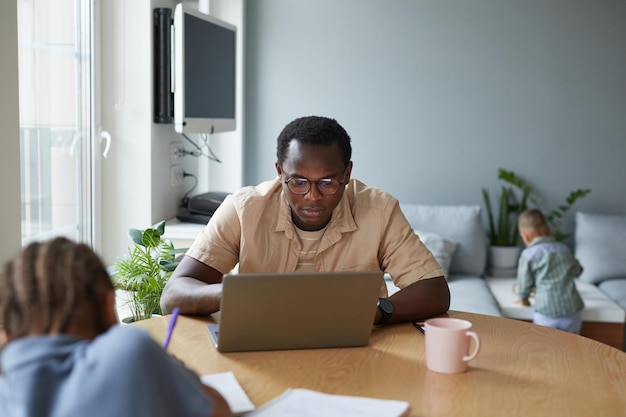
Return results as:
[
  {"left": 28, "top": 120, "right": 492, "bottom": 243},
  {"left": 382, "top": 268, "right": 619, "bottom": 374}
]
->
[{"left": 210, "top": 270, "right": 383, "bottom": 352}]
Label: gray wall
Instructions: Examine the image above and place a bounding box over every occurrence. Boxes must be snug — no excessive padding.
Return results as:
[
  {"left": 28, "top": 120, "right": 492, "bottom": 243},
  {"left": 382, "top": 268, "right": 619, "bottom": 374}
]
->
[{"left": 244, "top": 0, "right": 626, "bottom": 237}]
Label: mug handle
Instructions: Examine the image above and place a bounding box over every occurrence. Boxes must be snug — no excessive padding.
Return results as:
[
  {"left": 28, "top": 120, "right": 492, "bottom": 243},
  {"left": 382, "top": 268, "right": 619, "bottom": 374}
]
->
[{"left": 463, "top": 331, "right": 481, "bottom": 362}]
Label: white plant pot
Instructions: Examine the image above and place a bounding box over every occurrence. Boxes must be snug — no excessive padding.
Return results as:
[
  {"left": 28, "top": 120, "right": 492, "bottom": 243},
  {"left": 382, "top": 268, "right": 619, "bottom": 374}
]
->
[
  {"left": 120, "top": 314, "right": 162, "bottom": 325},
  {"left": 116, "top": 289, "right": 162, "bottom": 325},
  {"left": 489, "top": 246, "right": 522, "bottom": 270}
]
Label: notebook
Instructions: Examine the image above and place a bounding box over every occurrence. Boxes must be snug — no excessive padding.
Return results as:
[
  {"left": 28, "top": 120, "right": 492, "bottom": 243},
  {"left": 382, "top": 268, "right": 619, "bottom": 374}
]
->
[{"left": 207, "top": 270, "right": 383, "bottom": 352}]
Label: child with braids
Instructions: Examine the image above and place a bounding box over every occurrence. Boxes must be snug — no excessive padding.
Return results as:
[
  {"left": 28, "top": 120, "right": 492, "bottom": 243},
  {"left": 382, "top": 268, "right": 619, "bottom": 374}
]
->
[{"left": 0, "top": 237, "right": 231, "bottom": 417}]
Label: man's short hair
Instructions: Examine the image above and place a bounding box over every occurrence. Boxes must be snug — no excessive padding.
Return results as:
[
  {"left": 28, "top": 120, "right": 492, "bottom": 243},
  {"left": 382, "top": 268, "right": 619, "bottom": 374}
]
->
[{"left": 276, "top": 116, "right": 352, "bottom": 167}]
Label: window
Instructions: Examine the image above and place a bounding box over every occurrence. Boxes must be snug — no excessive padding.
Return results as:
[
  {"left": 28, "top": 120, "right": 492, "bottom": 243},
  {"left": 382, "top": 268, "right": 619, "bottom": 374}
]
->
[{"left": 17, "top": 0, "right": 96, "bottom": 246}]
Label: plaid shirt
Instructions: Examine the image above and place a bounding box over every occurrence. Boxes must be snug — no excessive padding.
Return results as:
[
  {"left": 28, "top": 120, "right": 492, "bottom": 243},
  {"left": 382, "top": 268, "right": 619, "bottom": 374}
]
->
[{"left": 517, "top": 236, "right": 584, "bottom": 317}]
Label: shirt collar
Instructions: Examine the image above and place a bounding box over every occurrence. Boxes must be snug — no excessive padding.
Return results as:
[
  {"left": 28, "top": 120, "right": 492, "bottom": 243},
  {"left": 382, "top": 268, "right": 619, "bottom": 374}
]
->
[
  {"left": 274, "top": 178, "right": 358, "bottom": 237},
  {"left": 529, "top": 235, "right": 555, "bottom": 246}
]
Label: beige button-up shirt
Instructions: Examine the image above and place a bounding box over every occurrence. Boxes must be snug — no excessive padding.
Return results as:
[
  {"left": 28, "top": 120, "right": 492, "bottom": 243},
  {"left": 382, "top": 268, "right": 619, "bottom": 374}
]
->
[{"left": 187, "top": 178, "right": 442, "bottom": 296}]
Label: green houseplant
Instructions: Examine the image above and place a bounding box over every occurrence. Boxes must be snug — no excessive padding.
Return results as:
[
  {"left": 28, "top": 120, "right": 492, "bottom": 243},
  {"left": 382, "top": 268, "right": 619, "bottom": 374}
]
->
[
  {"left": 112, "top": 220, "right": 185, "bottom": 322},
  {"left": 482, "top": 169, "right": 533, "bottom": 247},
  {"left": 483, "top": 168, "right": 591, "bottom": 245}
]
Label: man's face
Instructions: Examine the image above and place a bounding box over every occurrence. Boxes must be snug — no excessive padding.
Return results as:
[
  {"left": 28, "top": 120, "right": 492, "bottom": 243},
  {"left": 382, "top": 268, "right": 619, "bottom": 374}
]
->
[{"left": 276, "top": 139, "right": 352, "bottom": 231}]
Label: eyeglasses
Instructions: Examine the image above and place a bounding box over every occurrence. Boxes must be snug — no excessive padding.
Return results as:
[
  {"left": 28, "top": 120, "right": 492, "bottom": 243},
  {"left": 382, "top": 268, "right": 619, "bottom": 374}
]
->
[{"left": 283, "top": 175, "right": 346, "bottom": 195}]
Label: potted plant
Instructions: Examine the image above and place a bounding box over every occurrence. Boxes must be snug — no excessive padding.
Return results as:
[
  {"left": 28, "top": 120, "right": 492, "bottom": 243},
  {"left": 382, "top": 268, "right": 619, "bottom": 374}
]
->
[
  {"left": 482, "top": 169, "right": 533, "bottom": 272},
  {"left": 112, "top": 220, "right": 186, "bottom": 323},
  {"left": 482, "top": 169, "right": 533, "bottom": 247}
]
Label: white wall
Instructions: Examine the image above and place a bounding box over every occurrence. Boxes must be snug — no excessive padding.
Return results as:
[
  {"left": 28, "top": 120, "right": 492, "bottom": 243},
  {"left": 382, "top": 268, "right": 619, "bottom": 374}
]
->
[
  {"left": 100, "top": 0, "right": 244, "bottom": 265},
  {"left": 244, "top": 0, "right": 626, "bottom": 238},
  {"left": 0, "top": 1, "right": 22, "bottom": 265},
  {"left": 100, "top": 0, "right": 154, "bottom": 265}
]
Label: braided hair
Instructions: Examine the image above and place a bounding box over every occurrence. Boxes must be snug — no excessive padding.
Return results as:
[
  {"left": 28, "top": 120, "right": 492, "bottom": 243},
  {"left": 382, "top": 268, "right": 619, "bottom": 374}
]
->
[{"left": 0, "top": 237, "right": 113, "bottom": 340}]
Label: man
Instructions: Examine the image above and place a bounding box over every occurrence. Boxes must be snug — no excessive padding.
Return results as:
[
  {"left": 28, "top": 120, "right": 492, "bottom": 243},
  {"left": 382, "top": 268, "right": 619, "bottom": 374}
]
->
[
  {"left": 0, "top": 237, "right": 231, "bottom": 417},
  {"left": 161, "top": 116, "right": 450, "bottom": 324}
]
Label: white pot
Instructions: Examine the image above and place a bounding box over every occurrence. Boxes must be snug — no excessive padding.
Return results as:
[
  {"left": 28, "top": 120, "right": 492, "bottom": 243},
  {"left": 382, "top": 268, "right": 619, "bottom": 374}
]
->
[
  {"left": 489, "top": 246, "right": 521, "bottom": 270},
  {"left": 120, "top": 314, "right": 162, "bottom": 325}
]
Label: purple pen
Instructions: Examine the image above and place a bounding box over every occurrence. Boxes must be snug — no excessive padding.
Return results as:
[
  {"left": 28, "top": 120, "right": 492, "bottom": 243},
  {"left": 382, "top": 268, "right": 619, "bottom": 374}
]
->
[{"left": 162, "top": 307, "right": 180, "bottom": 349}]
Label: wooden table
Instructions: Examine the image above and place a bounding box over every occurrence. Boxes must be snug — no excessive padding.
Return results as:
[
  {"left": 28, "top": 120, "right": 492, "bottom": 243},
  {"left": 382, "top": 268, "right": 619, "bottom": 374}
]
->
[{"left": 134, "top": 311, "right": 626, "bottom": 417}]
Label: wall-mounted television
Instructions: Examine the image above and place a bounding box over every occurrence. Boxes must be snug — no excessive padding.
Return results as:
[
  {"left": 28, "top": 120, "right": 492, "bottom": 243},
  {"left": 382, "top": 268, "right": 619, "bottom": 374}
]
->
[{"left": 172, "top": 4, "right": 236, "bottom": 134}]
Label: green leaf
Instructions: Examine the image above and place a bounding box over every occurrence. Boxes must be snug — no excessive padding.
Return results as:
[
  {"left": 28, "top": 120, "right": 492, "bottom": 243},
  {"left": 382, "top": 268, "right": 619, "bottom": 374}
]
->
[
  {"left": 159, "top": 258, "right": 179, "bottom": 272},
  {"left": 482, "top": 188, "right": 496, "bottom": 244},
  {"left": 128, "top": 228, "right": 144, "bottom": 245},
  {"left": 141, "top": 228, "right": 161, "bottom": 248},
  {"left": 154, "top": 220, "right": 166, "bottom": 236}
]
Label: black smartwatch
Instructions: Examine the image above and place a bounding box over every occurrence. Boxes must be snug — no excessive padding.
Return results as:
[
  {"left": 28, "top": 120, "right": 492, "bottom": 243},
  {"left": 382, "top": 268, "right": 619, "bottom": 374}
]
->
[{"left": 376, "top": 298, "right": 393, "bottom": 325}]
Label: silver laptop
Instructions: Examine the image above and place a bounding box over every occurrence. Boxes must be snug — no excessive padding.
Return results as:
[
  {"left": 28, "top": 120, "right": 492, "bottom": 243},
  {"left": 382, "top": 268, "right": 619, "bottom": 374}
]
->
[{"left": 207, "top": 270, "right": 383, "bottom": 352}]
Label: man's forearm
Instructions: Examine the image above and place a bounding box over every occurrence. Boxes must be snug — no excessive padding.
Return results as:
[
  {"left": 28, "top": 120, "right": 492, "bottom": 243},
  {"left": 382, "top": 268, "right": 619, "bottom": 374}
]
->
[
  {"left": 161, "top": 278, "right": 222, "bottom": 315},
  {"left": 386, "top": 276, "right": 450, "bottom": 324}
]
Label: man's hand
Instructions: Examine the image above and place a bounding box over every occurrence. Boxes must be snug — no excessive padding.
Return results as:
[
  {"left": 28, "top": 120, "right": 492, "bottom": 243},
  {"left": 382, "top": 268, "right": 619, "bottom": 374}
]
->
[
  {"left": 160, "top": 255, "right": 225, "bottom": 315},
  {"left": 515, "top": 298, "right": 531, "bottom": 307},
  {"left": 384, "top": 276, "right": 450, "bottom": 324}
]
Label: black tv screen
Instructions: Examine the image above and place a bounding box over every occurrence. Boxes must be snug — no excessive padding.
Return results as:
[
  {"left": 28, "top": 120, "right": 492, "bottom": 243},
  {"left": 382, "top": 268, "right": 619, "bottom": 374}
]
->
[{"left": 173, "top": 4, "right": 236, "bottom": 134}]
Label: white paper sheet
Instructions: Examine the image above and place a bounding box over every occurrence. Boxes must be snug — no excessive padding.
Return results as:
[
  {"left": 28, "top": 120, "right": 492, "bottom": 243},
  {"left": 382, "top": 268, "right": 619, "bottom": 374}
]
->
[{"left": 245, "top": 388, "right": 410, "bottom": 417}]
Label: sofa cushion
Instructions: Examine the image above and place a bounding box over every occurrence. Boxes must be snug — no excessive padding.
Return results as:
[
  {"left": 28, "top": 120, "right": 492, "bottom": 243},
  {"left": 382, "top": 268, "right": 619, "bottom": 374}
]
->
[
  {"left": 575, "top": 212, "right": 626, "bottom": 284},
  {"left": 597, "top": 278, "right": 626, "bottom": 310},
  {"left": 448, "top": 275, "right": 502, "bottom": 316},
  {"left": 384, "top": 274, "right": 502, "bottom": 317},
  {"left": 400, "top": 204, "right": 487, "bottom": 276},
  {"left": 414, "top": 229, "right": 457, "bottom": 279}
]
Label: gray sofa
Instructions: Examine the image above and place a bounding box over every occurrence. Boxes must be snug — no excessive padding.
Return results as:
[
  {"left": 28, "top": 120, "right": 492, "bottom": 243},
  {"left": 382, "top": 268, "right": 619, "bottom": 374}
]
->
[
  {"left": 575, "top": 212, "right": 626, "bottom": 311},
  {"left": 386, "top": 205, "right": 626, "bottom": 324},
  {"left": 386, "top": 204, "right": 502, "bottom": 317}
]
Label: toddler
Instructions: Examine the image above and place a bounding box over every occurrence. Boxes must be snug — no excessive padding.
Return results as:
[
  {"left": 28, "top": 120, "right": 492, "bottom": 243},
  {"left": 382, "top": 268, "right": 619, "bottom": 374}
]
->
[{"left": 515, "top": 208, "right": 584, "bottom": 334}]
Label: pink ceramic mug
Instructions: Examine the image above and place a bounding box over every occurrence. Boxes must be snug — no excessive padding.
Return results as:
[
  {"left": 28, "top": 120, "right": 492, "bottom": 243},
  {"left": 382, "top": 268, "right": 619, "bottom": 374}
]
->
[{"left": 424, "top": 318, "right": 481, "bottom": 374}]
